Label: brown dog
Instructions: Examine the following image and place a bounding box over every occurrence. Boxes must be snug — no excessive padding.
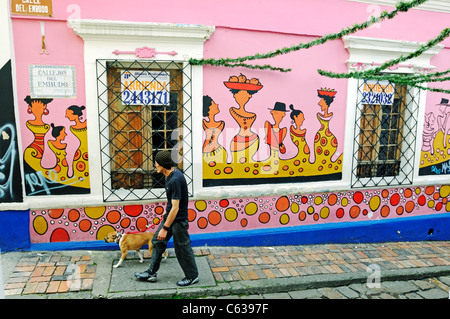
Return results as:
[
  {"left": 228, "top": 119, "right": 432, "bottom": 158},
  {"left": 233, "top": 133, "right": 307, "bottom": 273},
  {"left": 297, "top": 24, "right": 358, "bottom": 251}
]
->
[{"left": 104, "top": 231, "right": 168, "bottom": 268}]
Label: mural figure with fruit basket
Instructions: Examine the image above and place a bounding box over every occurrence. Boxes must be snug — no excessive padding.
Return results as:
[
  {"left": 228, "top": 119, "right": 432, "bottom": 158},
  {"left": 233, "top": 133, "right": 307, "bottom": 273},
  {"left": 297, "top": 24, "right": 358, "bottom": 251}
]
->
[{"left": 202, "top": 74, "right": 342, "bottom": 186}]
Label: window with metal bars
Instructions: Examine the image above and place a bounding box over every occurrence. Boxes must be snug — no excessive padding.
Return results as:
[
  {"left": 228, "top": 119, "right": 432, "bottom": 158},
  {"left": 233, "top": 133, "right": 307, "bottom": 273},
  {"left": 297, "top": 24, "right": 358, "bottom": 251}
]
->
[
  {"left": 96, "top": 60, "right": 193, "bottom": 201},
  {"left": 351, "top": 77, "right": 419, "bottom": 188}
]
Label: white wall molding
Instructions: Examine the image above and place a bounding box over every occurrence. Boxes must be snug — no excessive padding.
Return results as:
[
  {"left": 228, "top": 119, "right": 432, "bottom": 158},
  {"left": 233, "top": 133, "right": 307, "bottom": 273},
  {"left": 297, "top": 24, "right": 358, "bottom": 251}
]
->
[
  {"left": 69, "top": 19, "right": 215, "bottom": 44},
  {"left": 343, "top": 36, "right": 443, "bottom": 73},
  {"left": 345, "top": 0, "right": 450, "bottom": 13}
]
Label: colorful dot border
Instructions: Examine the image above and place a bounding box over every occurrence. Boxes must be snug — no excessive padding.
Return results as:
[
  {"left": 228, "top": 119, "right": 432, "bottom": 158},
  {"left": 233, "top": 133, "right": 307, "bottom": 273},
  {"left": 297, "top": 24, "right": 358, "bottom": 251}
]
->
[{"left": 30, "top": 185, "right": 450, "bottom": 243}]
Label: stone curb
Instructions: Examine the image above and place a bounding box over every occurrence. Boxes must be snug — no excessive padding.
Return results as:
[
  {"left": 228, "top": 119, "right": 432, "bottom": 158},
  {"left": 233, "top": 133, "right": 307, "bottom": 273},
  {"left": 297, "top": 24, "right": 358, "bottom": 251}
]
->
[{"left": 102, "top": 265, "right": 450, "bottom": 299}]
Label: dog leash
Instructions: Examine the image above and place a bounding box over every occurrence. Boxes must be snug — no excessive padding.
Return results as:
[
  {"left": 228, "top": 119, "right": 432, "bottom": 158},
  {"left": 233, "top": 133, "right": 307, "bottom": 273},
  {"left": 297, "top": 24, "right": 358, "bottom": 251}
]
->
[{"left": 124, "top": 222, "right": 159, "bottom": 235}]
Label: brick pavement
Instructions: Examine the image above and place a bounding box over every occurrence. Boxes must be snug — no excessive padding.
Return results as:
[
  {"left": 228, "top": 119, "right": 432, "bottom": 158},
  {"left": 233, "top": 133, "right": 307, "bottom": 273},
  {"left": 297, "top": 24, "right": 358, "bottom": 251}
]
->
[
  {"left": 2, "top": 241, "right": 450, "bottom": 298},
  {"left": 4, "top": 252, "right": 96, "bottom": 296},
  {"left": 206, "top": 241, "right": 450, "bottom": 283}
]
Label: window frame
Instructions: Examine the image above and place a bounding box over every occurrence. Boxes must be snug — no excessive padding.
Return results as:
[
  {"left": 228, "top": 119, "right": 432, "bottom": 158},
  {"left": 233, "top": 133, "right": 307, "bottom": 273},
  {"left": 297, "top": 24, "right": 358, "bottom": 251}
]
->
[
  {"left": 342, "top": 36, "right": 444, "bottom": 190},
  {"left": 351, "top": 78, "right": 420, "bottom": 188},
  {"left": 97, "top": 59, "right": 193, "bottom": 201}
]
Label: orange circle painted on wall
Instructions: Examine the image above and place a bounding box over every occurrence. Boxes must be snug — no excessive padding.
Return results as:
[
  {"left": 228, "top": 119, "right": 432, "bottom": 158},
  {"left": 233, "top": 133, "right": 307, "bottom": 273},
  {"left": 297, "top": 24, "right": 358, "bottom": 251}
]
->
[
  {"left": 107, "top": 210, "right": 121, "bottom": 224},
  {"left": 380, "top": 205, "right": 390, "bottom": 218},
  {"left": 154, "top": 206, "right": 165, "bottom": 215},
  {"left": 79, "top": 219, "right": 92, "bottom": 232},
  {"left": 208, "top": 211, "right": 222, "bottom": 226},
  {"left": 258, "top": 212, "right": 270, "bottom": 224},
  {"left": 425, "top": 186, "right": 435, "bottom": 195},
  {"left": 197, "top": 217, "right": 208, "bottom": 229},
  {"left": 299, "top": 211, "right": 306, "bottom": 221},
  {"left": 188, "top": 209, "right": 197, "bottom": 222},
  {"left": 327, "top": 194, "right": 338, "bottom": 206},
  {"left": 136, "top": 217, "right": 148, "bottom": 231},
  {"left": 349, "top": 206, "right": 360, "bottom": 219},
  {"left": 404, "top": 188, "right": 413, "bottom": 198},
  {"left": 49, "top": 209, "right": 64, "bottom": 219},
  {"left": 405, "top": 201, "right": 415, "bottom": 213},
  {"left": 68, "top": 209, "right": 80, "bottom": 222},
  {"left": 120, "top": 218, "right": 131, "bottom": 228},
  {"left": 275, "top": 196, "right": 290, "bottom": 212}
]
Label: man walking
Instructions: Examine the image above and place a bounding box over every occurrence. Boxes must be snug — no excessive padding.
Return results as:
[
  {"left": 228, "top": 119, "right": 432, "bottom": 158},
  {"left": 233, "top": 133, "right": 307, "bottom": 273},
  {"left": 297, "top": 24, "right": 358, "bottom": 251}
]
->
[{"left": 134, "top": 151, "right": 199, "bottom": 286}]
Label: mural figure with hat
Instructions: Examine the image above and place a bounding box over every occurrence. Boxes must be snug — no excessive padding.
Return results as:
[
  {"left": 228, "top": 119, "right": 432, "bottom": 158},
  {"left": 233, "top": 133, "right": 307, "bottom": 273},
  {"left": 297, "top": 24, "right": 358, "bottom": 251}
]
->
[
  {"left": 419, "top": 97, "right": 450, "bottom": 175},
  {"left": 437, "top": 98, "right": 450, "bottom": 148},
  {"left": 262, "top": 101, "right": 289, "bottom": 172},
  {"left": 224, "top": 74, "right": 263, "bottom": 164}
]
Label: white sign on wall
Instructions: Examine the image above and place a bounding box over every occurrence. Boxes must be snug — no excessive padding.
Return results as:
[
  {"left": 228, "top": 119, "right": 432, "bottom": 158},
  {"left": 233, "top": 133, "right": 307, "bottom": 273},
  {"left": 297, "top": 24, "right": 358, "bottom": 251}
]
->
[
  {"left": 121, "top": 70, "right": 170, "bottom": 106},
  {"left": 29, "top": 65, "right": 76, "bottom": 98},
  {"left": 361, "top": 80, "right": 395, "bottom": 106}
]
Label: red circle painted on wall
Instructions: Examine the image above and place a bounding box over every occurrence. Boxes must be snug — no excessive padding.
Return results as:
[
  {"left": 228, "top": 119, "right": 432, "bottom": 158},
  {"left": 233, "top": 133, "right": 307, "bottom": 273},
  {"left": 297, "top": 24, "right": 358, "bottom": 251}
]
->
[
  {"left": 390, "top": 193, "right": 400, "bottom": 206},
  {"left": 124, "top": 205, "right": 143, "bottom": 217},
  {"left": 353, "top": 192, "right": 363, "bottom": 204},
  {"left": 50, "top": 228, "right": 70, "bottom": 242}
]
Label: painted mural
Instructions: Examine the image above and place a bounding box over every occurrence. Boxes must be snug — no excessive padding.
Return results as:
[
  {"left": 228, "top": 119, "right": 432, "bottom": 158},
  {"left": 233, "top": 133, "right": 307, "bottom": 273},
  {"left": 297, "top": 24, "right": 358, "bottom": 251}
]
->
[
  {"left": 202, "top": 74, "right": 343, "bottom": 186},
  {"left": 0, "top": 60, "right": 23, "bottom": 202},
  {"left": 30, "top": 184, "right": 450, "bottom": 243},
  {"left": 22, "top": 95, "right": 89, "bottom": 196},
  {"left": 420, "top": 97, "right": 450, "bottom": 175}
]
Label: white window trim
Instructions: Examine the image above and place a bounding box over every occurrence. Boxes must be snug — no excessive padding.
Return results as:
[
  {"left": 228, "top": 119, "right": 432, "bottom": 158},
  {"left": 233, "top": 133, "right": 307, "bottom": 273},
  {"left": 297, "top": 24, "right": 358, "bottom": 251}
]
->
[
  {"left": 65, "top": 19, "right": 214, "bottom": 206},
  {"left": 342, "top": 35, "right": 445, "bottom": 190},
  {"left": 344, "top": 0, "right": 450, "bottom": 13}
]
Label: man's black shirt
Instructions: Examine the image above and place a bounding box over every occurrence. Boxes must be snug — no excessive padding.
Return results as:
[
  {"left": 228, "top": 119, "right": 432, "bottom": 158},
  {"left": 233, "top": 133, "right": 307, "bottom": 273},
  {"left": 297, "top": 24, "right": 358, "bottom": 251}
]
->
[{"left": 164, "top": 169, "right": 189, "bottom": 221}]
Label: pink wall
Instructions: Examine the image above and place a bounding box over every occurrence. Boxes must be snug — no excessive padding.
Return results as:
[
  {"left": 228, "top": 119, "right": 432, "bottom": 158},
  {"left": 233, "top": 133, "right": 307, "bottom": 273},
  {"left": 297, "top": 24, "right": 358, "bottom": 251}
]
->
[
  {"left": 202, "top": 28, "right": 349, "bottom": 164},
  {"left": 25, "top": 0, "right": 450, "bottom": 45},
  {"left": 12, "top": 19, "right": 88, "bottom": 194},
  {"left": 13, "top": 19, "right": 85, "bottom": 156}
]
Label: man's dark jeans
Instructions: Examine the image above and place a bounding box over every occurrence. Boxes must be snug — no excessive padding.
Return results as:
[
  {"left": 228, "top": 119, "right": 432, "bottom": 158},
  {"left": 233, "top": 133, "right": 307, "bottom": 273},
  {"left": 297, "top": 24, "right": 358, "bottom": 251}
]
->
[{"left": 147, "top": 217, "right": 198, "bottom": 280}]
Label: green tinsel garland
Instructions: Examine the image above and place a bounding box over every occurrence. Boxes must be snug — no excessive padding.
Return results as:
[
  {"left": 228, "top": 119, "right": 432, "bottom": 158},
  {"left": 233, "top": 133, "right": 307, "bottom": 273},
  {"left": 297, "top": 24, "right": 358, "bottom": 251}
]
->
[
  {"left": 318, "top": 28, "right": 450, "bottom": 93},
  {"left": 189, "top": 0, "right": 429, "bottom": 72}
]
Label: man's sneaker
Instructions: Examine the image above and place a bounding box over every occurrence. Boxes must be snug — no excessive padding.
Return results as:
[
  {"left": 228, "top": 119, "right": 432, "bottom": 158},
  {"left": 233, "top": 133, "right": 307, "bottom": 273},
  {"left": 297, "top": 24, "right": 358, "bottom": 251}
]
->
[
  {"left": 134, "top": 270, "right": 157, "bottom": 282},
  {"left": 176, "top": 277, "right": 199, "bottom": 287}
]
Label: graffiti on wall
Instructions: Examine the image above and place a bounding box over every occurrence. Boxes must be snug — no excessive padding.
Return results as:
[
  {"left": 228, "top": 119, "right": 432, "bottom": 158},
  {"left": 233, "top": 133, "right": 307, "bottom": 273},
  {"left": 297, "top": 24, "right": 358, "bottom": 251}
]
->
[
  {"left": 23, "top": 96, "right": 89, "bottom": 195},
  {"left": 0, "top": 60, "right": 23, "bottom": 202},
  {"left": 420, "top": 97, "right": 450, "bottom": 175},
  {"left": 30, "top": 185, "right": 450, "bottom": 243},
  {"left": 202, "top": 74, "right": 342, "bottom": 186}
]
